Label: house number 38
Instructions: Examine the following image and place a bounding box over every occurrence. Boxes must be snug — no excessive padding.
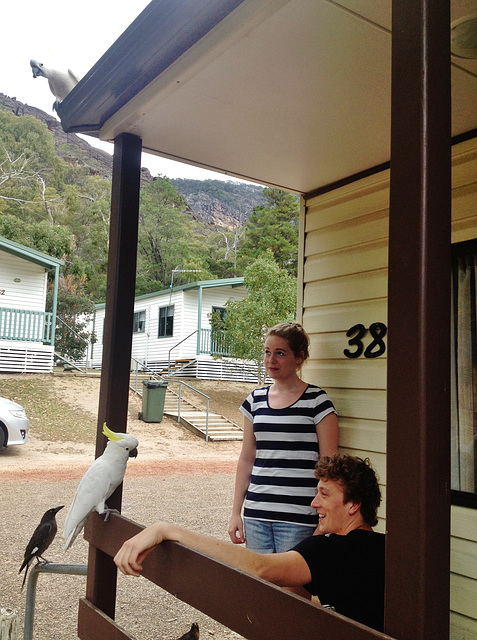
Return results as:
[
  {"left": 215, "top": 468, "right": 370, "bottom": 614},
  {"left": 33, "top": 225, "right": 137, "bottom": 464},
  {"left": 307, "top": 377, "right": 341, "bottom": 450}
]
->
[{"left": 344, "top": 322, "right": 387, "bottom": 359}]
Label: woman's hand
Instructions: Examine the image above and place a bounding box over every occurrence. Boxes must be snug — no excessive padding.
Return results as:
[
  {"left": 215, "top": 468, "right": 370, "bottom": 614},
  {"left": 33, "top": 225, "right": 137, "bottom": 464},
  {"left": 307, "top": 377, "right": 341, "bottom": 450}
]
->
[
  {"left": 228, "top": 514, "right": 245, "bottom": 544},
  {"left": 114, "top": 523, "right": 165, "bottom": 576}
]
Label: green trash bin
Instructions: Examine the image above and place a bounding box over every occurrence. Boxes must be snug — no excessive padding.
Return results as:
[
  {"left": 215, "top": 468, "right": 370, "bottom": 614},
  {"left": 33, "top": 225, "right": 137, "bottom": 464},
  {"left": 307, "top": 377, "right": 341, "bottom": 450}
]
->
[{"left": 141, "top": 380, "right": 168, "bottom": 422}]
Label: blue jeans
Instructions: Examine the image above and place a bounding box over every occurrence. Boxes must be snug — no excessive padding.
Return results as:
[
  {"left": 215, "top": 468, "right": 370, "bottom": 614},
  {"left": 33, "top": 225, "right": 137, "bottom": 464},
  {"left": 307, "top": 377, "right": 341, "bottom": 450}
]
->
[{"left": 244, "top": 518, "right": 316, "bottom": 553}]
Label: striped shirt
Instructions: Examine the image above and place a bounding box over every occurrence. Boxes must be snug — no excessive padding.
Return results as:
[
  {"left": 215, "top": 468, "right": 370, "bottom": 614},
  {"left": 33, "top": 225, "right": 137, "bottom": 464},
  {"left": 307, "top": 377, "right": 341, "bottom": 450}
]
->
[{"left": 240, "top": 384, "right": 336, "bottom": 527}]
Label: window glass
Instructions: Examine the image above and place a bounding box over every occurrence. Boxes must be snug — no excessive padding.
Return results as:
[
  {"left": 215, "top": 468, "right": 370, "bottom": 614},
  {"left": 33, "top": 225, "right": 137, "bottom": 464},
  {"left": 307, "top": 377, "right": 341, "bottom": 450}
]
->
[
  {"left": 212, "top": 306, "right": 227, "bottom": 322},
  {"left": 158, "top": 305, "right": 174, "bottom": 337},
  {"left": 133, "top": 310, "right": 146, "bottom": 334}
]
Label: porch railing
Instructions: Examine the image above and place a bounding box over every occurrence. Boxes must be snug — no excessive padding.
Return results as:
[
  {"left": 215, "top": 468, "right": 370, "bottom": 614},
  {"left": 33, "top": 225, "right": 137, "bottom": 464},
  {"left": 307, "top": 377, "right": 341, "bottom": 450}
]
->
[
  {"left": 198, "top": 328, "right": 231, "bottom": 356},
  {"left": 81, "top": 511, "right": 376, "bottom": 640},
  {"left": 0, "top": 307, "right": 53, "bottom": 344}
]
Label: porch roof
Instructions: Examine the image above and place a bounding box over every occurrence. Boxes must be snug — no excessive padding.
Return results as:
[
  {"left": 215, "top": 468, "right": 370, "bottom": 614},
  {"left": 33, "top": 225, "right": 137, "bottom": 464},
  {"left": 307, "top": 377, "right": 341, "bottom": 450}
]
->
[{"left": 57, "top": 0, "right": 477, "bottom": 195}]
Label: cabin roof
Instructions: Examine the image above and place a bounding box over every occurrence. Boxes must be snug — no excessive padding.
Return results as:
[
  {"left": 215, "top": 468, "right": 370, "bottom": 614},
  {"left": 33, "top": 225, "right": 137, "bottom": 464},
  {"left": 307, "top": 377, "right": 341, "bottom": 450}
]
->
[
  {"left": 94, "top": 276, "right": 245, "bottom": 309},
  {"left": 0, "top": 236, "right": 64, "bottom": 270}
]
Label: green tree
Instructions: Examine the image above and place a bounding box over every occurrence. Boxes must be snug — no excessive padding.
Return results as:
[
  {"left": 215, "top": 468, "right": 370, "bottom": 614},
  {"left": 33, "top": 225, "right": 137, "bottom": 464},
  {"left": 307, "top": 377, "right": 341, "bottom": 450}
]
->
[
  {"left": 238, "top": 188, "right": 299, "bottom": 276},
  {"left": 0, "top": 110, "right": 113, "bottom": 299},
  {"left": 0, "top": 110, "right": 67, "bottom": 222},
  {"left": 0, "top": 106, "right": 304, "bottom": 307},
  {"left": 136, "top": 176, "right": 215, "bottom": 295},
  {"left": 221, "top": 253, "right": 297, "bottom": 382},
  {"left": 58, "top": 177, "right": 111, "bottom": 299},
  {"left": 48, "top": 274, "right": 96, "bottom": 363}
]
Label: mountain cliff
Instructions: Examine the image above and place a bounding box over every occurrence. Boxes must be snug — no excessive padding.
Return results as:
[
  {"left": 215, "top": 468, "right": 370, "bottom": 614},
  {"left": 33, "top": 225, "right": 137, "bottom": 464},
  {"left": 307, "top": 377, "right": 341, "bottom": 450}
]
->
[
  {"left": 171, "top": 178, "right": 266, "bottom": 228},
  {"left": 0, "top": 93, "right": 266, "bottom": 227}
]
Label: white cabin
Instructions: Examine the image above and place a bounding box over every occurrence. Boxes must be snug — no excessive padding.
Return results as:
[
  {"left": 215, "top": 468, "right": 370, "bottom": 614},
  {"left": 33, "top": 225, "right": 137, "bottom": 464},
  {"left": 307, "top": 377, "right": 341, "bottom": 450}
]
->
[
  {"left": 0, "top": 236, "right": 63, "bottom": 373},
  {"left": 89, "top": 277, "right": 256, "bottom": 380}
]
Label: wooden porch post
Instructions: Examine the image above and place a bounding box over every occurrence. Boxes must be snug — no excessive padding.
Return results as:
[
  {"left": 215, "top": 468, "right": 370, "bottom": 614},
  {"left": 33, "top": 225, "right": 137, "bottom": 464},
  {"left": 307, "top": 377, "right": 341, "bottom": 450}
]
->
[
  {"left": 84, "top": 132, "right": 142, "bottom": 620},
  {"left": 386, "top": 1, "right": 451, "bottom": 639}
]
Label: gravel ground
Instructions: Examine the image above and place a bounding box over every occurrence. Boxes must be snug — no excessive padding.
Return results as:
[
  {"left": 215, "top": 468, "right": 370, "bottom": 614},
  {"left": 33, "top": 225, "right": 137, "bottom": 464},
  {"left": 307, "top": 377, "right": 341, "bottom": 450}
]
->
[
  {"left": 0, "top": 375, "right": 248, "bottom": 640},
  {"left": 1, "top": 472, "right": 244, "bottom": 640}
]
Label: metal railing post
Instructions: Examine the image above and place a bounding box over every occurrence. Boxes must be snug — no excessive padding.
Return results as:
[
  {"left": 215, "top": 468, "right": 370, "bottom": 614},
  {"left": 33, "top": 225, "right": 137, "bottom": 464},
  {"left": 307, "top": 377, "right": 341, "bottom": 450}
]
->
[
  {"left": 23, "top": 563, "right": 88, "bottom": 640},
  {"left": 129, "top": 356, "right": 211, "bottom": 439}
]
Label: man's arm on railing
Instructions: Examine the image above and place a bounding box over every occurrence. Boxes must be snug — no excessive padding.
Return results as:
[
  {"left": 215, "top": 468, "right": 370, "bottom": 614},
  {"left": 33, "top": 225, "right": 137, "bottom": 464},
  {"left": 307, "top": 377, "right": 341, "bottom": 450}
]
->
[
  {"left": 114, "top": 520, "right": 311, "bottom": 588},
  {"left": 83, "top": 511, "right": 392, "bottom": 640}
]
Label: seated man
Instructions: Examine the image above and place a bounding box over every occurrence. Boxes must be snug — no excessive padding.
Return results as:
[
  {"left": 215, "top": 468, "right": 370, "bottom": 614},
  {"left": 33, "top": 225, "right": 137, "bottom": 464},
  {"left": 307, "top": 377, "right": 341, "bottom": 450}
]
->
[{"left": 115, "top": 454, "right": 385, "bottom": 631}]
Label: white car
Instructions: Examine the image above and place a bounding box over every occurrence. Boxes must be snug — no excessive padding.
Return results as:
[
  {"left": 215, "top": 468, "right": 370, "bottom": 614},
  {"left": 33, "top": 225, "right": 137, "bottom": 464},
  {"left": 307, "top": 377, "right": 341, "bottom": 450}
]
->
[{"left": 0, "top": 397, "right": 30, "bottom": 447}]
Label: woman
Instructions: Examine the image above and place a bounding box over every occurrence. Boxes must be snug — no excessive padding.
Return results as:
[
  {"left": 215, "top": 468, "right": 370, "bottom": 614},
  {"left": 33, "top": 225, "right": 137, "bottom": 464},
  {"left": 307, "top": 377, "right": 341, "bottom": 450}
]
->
[{"left": 228, "top": 322, "right": 339, "bottom": 554}]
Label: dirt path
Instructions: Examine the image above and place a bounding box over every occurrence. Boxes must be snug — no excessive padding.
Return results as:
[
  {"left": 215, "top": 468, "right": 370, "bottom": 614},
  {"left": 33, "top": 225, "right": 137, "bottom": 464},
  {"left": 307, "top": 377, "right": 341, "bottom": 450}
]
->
[{"left": 0, "top": 374, "right": 243, "bottom": 480}]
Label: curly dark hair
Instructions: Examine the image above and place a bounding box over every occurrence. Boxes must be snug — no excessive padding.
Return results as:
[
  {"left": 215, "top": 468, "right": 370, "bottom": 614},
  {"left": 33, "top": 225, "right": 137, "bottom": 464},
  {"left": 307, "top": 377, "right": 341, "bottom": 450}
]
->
[
  {"left": 315, "top": 454, "right": 382, "bottom": 527},
  {"left": 265, "top": 322, "right": 310, "bottom": 361}
]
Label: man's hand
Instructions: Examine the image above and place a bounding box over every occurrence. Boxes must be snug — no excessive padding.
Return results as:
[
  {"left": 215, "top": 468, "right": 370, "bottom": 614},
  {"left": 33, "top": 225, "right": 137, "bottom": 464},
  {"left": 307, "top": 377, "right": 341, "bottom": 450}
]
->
[{"left": 114, "top": 523, "right": 166, "bottom": 576}]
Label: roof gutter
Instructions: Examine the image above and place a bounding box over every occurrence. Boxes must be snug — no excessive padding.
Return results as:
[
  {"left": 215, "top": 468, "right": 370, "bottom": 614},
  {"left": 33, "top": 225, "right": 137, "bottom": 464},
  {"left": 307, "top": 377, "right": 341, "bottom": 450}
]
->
[{"left": 57, "top": 0, "right": 247, "bottom": 134}]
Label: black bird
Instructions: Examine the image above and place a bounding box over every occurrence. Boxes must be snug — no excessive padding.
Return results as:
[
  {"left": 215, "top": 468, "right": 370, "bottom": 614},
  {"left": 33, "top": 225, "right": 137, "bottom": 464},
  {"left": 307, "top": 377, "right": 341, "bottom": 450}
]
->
[
  {"left": 19, "top": 505, "right": 64, "bottom": 590},
  {"left": 177, "top": 622, "right": 199, "bottom": 640}
]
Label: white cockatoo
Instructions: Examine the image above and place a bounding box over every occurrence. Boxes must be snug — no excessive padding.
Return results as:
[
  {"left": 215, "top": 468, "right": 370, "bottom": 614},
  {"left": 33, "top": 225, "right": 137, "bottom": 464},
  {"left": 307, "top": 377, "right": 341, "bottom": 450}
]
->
[
  {"left": 63, "top": 424, "right": 138, "bottom": 551},
  {"left": 30, "top": 59, "right": 80, "bottom": 110}
]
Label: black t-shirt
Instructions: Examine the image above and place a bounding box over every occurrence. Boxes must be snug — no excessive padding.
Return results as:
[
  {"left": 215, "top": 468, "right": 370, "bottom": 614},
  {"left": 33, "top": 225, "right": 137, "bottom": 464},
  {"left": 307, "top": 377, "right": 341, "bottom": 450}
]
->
[{"left": 293, "top": 530, "right": 385, "bottom": 631}]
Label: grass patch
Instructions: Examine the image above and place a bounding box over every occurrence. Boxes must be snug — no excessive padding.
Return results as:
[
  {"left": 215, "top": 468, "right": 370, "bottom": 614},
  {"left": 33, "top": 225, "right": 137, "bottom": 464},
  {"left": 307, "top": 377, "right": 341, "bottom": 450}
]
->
[{"left": 0, "top": 375, "right": 96, "bottom": 444}]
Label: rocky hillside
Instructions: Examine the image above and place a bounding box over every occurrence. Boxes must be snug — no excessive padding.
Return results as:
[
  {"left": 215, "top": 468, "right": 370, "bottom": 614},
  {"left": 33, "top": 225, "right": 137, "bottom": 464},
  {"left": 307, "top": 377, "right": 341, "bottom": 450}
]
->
[
  {"left": 0, "top": 93, "right": 266, "bottom": 228},
  {"left": 171, "top": 178, "right": 266, "bottom": 228}
]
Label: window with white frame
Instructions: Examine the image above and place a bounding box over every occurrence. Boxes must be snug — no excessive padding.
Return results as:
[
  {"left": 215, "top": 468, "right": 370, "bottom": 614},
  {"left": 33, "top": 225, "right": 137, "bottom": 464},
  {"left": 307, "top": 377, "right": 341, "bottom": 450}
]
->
[
  {"left": 158, "top": 305, "right": 174, "bottom": 337},
  {"left": 133, "top": 310, "right": 146, "bottom": 334},
  {"left": 452, "top": 239, "right": 477, "bottom": 506}
]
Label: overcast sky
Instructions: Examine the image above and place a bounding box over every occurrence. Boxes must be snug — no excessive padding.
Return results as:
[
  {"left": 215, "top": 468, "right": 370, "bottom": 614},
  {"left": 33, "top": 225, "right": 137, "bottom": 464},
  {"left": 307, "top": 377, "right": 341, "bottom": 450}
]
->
[{"left": 2, "top": 1, "right": 246, "bottom": 182}]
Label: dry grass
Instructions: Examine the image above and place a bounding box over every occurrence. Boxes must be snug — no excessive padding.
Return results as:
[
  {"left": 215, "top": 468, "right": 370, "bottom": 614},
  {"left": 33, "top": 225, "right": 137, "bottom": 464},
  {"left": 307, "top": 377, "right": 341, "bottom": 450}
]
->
[
  {"left": 0, "top": 374, "right": 96, "bottom": 443},
  {"left": 0, "top": 373, "right": 257, "bottom": 444}
]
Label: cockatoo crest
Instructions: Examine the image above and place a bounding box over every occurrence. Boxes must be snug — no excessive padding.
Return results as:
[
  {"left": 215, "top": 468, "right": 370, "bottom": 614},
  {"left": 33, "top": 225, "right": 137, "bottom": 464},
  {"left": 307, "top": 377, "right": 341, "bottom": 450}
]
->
[{"left": 103, "top": 423, "right": 124, "bottom": 442}]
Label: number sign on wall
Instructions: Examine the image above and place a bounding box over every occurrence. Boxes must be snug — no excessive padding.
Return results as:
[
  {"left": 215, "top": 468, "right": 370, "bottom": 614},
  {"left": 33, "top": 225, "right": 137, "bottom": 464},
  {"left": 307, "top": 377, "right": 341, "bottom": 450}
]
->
[{"left": 344, "top": 322, "right": 387, "bottom": 358}]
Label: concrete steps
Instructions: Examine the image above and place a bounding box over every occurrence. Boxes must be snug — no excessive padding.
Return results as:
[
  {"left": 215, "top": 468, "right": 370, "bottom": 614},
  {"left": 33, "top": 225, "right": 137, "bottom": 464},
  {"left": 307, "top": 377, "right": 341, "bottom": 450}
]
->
[{"left": 163, "top": 389, "right": 243, "bottom": 442}]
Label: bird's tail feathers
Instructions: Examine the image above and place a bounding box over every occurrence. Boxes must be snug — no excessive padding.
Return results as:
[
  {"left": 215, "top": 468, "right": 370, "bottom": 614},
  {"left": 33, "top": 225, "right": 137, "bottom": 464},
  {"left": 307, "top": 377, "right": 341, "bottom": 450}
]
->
[
  {"left": 63, "top": 526, "right": 79, "bottom": 552},
  {"left": 19, "top": 557, "right": 29, "bottom": 574},
  {"left": 20, "top": 563, "right": 30, "bottom": 591}
]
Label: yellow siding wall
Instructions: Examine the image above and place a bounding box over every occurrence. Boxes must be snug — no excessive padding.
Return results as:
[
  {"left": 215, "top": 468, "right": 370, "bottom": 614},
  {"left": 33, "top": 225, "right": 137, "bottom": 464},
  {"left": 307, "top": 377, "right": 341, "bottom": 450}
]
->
[{"left": 299, "top": 136, "right": 477, "bottom": 638}]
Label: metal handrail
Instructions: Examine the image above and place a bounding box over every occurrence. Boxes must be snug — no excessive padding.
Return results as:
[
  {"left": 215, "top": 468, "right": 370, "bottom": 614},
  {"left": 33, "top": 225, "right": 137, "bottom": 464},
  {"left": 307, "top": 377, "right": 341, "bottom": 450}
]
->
[
  {"left": 55, "top": 316, "right": 90, "bottom": 371},
  {"left": 129, "top": 357, "right": 167, "bottom": 394},
  {"left": 129, "top": 357, "right": 211, "bottom": 440},
  {"left": 54, "top": 352, "right": 86, "bottom": 374},
  {"left": 175, "top": 379, "right": 210, "bottom": 441},
  {"left": 167, "top": 330, "right": 198, "bottom": 373}
]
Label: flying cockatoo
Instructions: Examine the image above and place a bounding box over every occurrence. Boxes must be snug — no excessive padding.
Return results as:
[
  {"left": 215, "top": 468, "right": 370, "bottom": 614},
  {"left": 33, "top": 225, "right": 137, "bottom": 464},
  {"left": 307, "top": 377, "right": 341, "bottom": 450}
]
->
[
  {"left": 63, "top": 424, "right": 138, "bottom": 551},
  {"left": 30, "top": 59, "right": 80, "bottom": 110}
]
